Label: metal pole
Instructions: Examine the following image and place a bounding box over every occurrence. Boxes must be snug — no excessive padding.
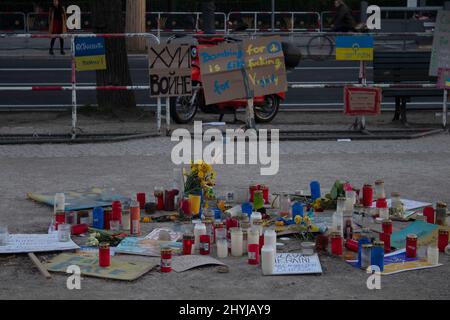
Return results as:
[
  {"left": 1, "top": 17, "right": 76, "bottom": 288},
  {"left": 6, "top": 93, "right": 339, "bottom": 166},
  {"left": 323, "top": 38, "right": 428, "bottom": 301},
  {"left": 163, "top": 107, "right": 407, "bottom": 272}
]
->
[
  {"left": 444, "top": 89, "right": 448, "bottom": 129},
  {"left": 166, "top": 97, "right": 171, "bottom": 136},
  {"left": 70, "top": 36, "right": 77, "bottom": 140},
  {"left": 271, "top": 0, "right": 275, "bottom": 32},
  {"left": 157, "top": 97, "right": 162, "bottom": 135}
]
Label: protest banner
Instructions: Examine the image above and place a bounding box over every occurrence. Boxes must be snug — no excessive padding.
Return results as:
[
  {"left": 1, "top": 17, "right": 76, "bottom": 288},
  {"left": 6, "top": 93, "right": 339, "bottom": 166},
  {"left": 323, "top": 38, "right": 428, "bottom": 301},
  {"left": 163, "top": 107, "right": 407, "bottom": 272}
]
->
[
  {"left": 429, "top": 11, "right": 450, "bottom": 76},
  {"left": 199, "top": 36, "right": 287, "bottom": 105},
  {"left": 74, "top": 37, "right": 107, "bottom": 72},
  {"left": 148, "top": 43, "right": 192, "bottom": 97},
  {"left": 344, "top": 86, "right": 381, "bottom": 116}
]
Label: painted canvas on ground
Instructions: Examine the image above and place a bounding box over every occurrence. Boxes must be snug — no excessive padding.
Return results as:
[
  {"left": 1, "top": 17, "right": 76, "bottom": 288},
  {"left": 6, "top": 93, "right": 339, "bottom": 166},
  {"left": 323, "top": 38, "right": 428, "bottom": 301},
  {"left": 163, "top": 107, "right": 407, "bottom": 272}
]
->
[
  {"left": 45, "top": 253, "right": 157, "bottom": 281},
  {"left": 390, "top": 220, "right": 439, "bottom": 249},
  {"left": 347, "top": 249, "right": 442, "bottom": 276},
  {"left": 115, "top": 236, "right": 182, "bottom": 257},
  {"left": 27, "top": 187, "right": 130, "bottom": 211}
]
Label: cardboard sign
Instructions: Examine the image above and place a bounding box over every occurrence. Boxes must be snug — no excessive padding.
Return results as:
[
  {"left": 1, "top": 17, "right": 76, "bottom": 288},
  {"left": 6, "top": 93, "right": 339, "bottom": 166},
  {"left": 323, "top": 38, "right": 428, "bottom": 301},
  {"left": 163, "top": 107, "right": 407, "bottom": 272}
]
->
[
  {"left": 45, "top": 253, "right": 157, "bottom": 281},
  {"left": 437, "top": 68, "right": 450, "bottom": 89},
  {"left": 74, "top": 37, "right": 107, "bottom": 71},
  {"left": 148, "top": 44, "right": 192, "bottom": 97},
  {"left": 272, "top": 253, "right": 323, "bottom": 275},
  {"left": 336, "top": 36, "right": 374, "bottom": 61},
  {"left": 344, "top": 86, "right": 381, "bottom": 116},
  {"left": 0, "top": 234, "right": 79, "bottom": 254},
  {"left": 199, "top": 36, "right": 287, "bottom": 105},
  {"left": 430, "top": 11, "right": 450, "bottom": 76}
]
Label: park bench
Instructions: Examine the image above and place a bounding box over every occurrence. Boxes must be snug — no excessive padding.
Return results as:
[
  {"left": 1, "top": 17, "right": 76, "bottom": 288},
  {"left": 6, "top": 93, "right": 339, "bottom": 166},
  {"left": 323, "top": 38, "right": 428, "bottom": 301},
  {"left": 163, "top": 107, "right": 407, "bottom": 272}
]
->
[{"left": 373, "top": 51, "right": 441, "bottom": 124}]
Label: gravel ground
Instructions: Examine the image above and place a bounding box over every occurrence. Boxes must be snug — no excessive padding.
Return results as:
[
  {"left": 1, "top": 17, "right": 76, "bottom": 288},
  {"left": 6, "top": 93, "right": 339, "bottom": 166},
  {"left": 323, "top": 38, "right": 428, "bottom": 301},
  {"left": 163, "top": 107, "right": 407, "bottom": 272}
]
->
[{"left": 1, "top": 111, "right": 450, "bottom": 300}]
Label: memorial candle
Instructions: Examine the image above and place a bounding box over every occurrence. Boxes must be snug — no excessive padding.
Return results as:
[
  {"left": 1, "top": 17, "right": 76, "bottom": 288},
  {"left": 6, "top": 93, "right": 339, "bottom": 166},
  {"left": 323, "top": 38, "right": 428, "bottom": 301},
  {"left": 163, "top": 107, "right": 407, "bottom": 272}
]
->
[
  {"left": 261, "top": 245, "right": 275, "bottom": 275},
  {"left": 230, "top": 228, "right": 243, "bottom": 257}
]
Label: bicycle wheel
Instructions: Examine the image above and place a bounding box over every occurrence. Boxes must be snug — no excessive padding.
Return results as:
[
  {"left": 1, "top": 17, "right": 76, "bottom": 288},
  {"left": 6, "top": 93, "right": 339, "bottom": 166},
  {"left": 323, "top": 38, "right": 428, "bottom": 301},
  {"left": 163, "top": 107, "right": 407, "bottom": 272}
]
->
[{"left": 307, "top": 35, "right": 334, "bottom": 61}]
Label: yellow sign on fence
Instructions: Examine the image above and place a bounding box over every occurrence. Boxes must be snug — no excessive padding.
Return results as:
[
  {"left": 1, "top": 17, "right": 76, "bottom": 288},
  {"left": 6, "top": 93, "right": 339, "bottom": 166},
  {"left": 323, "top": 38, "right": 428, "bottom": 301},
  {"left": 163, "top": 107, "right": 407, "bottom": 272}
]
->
[
  {"left": 336, "top": 36, "right": 374, "bottom": 61},
  {"left": 75, "top": 55, "right": 107, "bottom": 72}
]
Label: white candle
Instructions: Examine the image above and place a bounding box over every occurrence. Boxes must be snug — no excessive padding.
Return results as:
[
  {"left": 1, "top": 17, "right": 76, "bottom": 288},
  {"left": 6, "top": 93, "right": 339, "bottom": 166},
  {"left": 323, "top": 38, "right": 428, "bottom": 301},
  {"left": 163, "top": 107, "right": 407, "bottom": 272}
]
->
[
  {"left": 216, "top": 239, "right": 228, "bottom": 258},
  {"left": 250, "top": 212, "right": 262, "bottom": 226},
  {"left": 264, "top": 229, "right": 277, "bottom": 250},
  {"left": 248, "top": 228, "right": 260, "bottom": 246},
  {"left": 54, "top": 193, "right": 65, "bottom": 213},
  {"left": 230, "top": 228, "right": 243, "bottom": 257},
  {"left": 194, "top": 223, "right": 207, "bottom": 250},
  {"left": 261, "top": 245, "right": 275, "bottom": 275},
  {"left": 427, "top": 246, "right": 439, "bottom": 265}
]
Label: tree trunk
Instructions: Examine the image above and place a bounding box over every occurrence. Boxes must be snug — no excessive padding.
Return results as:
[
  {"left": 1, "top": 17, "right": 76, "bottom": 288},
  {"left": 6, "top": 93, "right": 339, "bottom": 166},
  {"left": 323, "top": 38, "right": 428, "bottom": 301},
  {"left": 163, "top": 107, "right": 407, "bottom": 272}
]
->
[
  {"left": 125, "top": 0, "right": 146, "bottom": 53},
  {"left": 91, "top": 0, "right": 136, "bottom": 113}
]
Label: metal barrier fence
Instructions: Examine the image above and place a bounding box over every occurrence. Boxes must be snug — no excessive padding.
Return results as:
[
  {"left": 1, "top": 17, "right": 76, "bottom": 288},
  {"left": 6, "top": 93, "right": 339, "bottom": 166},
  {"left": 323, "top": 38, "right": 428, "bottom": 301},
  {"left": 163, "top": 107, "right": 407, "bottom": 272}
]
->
[
  {"left": 227, "top": 12, "right": 321, "bottom": 32},
  {"left": 0, "top": 12, "right": 26, "bottom": 33},
  {"left": 0, "top": 31, "right": 448, "bottom": 132},
  {"left": 0, "top": 32, "right": 163, "bottom": 139}
]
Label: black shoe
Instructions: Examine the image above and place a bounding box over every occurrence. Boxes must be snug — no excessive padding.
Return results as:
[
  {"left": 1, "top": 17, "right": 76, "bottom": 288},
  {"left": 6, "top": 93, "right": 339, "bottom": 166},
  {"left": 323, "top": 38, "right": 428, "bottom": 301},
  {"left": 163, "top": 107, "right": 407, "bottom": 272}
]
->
[
  {"left": 60, "top": 50, "right": 66, "bottom": 55},
  {"left": 49, "top": 49, "right": 54, "bottom": 55}
]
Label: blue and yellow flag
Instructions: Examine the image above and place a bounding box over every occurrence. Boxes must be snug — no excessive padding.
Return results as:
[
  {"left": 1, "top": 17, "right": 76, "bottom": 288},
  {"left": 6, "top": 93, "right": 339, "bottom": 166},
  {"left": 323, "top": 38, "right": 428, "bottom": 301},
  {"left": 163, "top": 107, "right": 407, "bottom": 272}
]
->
[{"left": 336, "top": 36, "right": 374, "bottom": 61}]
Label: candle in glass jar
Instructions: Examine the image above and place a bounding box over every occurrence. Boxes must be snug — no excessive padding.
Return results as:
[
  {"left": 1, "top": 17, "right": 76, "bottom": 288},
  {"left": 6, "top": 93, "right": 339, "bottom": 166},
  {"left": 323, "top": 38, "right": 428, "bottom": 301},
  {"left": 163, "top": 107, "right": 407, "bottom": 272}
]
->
[
  {"left": 242, "top": 228, "right": 248, "bottom": 254},
  {"left": 427, "top": 245, "right": 439, "bottom": 265},
  {"left": 362, "top": 184, "right": 373, "bottom": 207},
  {"left": 360, "top": 244, "right": 373, "bottom": 270},
  {"left": 330, "top": 232, "right": 343, "bottom": 256},
  {"left": 380, "top": 232, "right": 391, "bottom": 253},
  {"left": 98, "top": 242, "right": 110, "bottom": 267},
  {"left": 336, "top": 197, "right": 346, "bottom": 214},
  {"left": 435, "top": 202, "right": 448, "bottom": 226},
  {"left": 194, "top": 223, "right": 207, "bottom": 250},
  {"left": 248, "top": 244, "right": 260, "bottom": 265},
  {"left": 248, "top": 228, "right": 260, "bottom": 246},
  {"left": 160, "top": 248, "right": 172, "bottom": 273},
  {"left": 199, "top": 235, "right": 210, "bottom": 255},
  {"left": 261, "top": 245, "right": 275, "bottom": 275},
  {"left": 382, "top": 219, "right": 393, "bottom": 234},
  {"left": 230, "top": 228, "right": 243, "bottom": 257},
  {"left": 406, "top": 234, "right": 418, "bottom": 258},
  {"left": 216, "top": 239, "right": 228, "bottom": 258},
  {"left": 374, "top": 180, "right": 386, "bottom": 200},
  {"left": 264, "top": 229, "right": 277, "bottom": 249},
  {"left": 438, "top": 229, "right": 449, "bottom": 252},
  {"left": 182, "top": 234, "right": 194, "bottom": 255},
  {"left": 423, "top": 206, "right": 435, "bottom": 224}
]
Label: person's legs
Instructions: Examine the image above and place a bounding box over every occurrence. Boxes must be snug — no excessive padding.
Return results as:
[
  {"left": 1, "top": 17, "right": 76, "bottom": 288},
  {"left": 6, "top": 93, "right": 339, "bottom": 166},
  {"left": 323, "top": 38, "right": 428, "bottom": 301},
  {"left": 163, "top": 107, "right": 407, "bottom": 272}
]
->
[
  {"left": 49, "top": 38, "right": 56, "bottom": 55},
  {"left": 59, "top": 38, "right": 65, "bottom": 55}
]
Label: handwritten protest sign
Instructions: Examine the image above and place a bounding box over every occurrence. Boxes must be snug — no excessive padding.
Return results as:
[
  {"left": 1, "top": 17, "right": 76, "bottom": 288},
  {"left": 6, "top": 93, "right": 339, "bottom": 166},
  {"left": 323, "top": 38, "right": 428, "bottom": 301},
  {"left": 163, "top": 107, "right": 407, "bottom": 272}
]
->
[
  {"left": 199, "top": 36, "right": 287, "bottom": 105},
  {"left": 149, "top": 44, "right": 192, "bottom": 97},
  {"left": 0, "top": 234, "right": 79, "bottom": 254},
  {"left": 430, "top": 11, "right": 450, "bottom": 76},
  {"left": 272, "top": 253, "right": 323, "bottom": 275},
  {"left": 344, "top": 87, "right": 382, "bottom": 116}
]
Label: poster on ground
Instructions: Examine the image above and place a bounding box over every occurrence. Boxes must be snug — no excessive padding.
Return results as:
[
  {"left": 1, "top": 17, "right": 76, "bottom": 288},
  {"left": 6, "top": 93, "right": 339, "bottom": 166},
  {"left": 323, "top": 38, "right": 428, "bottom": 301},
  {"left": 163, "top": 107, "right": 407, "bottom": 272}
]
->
[
  {"left": 199, "top": 36, "right": 287, "bottom": 105},
  {"left": 0, "top": 234, "right": 79, "bottom": 254},
  {"left": 272, "top": 253, "right": 323, "bottom": 275},
  {"left": 148, "top": 43, "right": 192, "bottom": 97},
  {"left": 430, "top": 10, "right": 450, "bottom": 76}
]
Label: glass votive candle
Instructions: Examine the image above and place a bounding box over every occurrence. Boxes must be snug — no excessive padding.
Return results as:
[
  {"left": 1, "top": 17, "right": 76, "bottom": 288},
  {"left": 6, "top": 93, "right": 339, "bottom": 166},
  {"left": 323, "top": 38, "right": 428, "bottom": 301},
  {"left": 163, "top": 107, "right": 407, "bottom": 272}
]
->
[
  {"left": 57, "top": 224, "right": 71, "bottom": 242},
  {"left": 230, "top": 227, "right": 243, "bottom": 257},
  {"left": 182, "top": 234, "right": 194, "bottom": 255},
  {"left": 336, "top": 197, "right": 346, "bottom": 214},
  {"left": 0, "top": 226, "right": 9, "bottom": 246},
  {"left": 216, "top": 239, "right": 228, "bottom": 258},
  {"left": 215, "top": 227, "right": 227, "bottom": 242},
  {"left": 427, "top": 245, "right": 439, "bottom": 265},
  {"left": 301, "top": 242, "right": 315, "bottom": 256}
]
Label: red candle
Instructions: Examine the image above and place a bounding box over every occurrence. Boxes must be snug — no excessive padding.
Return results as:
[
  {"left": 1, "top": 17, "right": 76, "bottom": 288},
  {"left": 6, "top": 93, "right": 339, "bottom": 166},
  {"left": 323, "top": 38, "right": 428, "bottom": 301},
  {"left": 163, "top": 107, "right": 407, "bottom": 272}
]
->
[
  {"left": 160, "top": 248, "right": 172, "bottom": 273},
  {"left": 199, "top": 235, "right": 210, "bottom": 255},
  {"left": 112, "top": 201, "right": 122, "bottom": 224},
  {"left": 362, "top": 184, "right": 373, "bottom": 207},
  {"left": 406, "top": 234, "right": 417, "bottom": 258},
  {"left": 182, "top": 234, "right": 194, "bottom": 255},
  {"left": 71, "top": 224, "right": 88, "bottom": 235},
  {"left": 438, "top": 229, "right": 449, "bottom": 253},
  {"left": 423, "top": 206, "right": 435, "bottom": 224},
  {"left": 248, "top": 244, "right": 260, "bottom": 265},
  {"left": 137, "top": 193, "right": 146, "bottom": 209},
  {"left": 382, "top": 219, "right": 393, "bottom": 235},
  {"left": 259, "top": 235, "right": 265, "bottom": 253},
  {"left": 345, "top": 239, "right": 359, "bottom": 252},
  {"left": 98, "top": 243, "right": 110, "bottom": 267},
  {"left": 226, "top": 217, "right": 239, "bottom": 240},
  {"left": 55, "top": 210, "right": 65, "bottom": 228},
  {"left": 380, "top": 232, "right": 391, "bottom": 253},
  {"left": 103, "top": 208, "right": 112, "bottom": 230},
  {"left": 331, "top": 232, "right": 343, "bottom": 256}
]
